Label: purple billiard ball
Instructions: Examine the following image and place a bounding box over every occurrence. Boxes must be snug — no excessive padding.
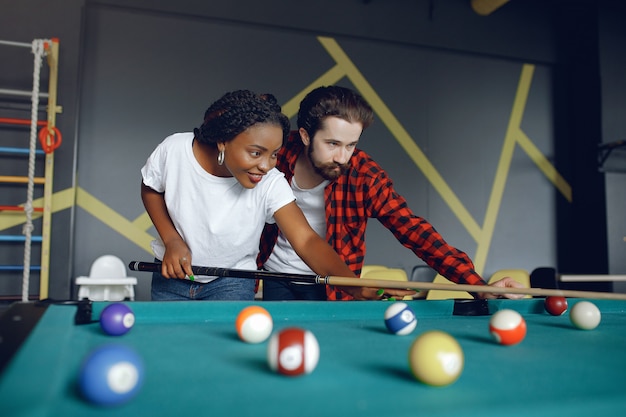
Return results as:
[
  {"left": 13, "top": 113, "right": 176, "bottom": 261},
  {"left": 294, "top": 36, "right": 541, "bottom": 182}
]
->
[
  {"left": 79, "top": 344, "right": 144, "bottom": 406},
  {"left": 100, "top": 303, "right": 135, "bottom": 336}
]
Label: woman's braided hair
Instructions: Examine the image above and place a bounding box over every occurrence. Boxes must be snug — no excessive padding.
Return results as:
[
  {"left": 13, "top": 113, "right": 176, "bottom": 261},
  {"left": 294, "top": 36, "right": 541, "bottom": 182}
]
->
[{"left": 194, "top": 90, "right": 290, "bottom": 146}]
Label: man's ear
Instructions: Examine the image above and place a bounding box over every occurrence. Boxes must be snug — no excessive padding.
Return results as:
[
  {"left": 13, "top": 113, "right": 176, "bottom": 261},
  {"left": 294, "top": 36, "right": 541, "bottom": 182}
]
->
[{"left": 298, "top": 128, "right": 311, "bottom": 146}]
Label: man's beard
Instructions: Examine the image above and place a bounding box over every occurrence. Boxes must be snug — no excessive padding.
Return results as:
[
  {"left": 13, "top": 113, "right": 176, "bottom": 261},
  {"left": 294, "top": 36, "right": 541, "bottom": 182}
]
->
[{"left": 307, "top": 145, "right": 349, "bottom": 180}]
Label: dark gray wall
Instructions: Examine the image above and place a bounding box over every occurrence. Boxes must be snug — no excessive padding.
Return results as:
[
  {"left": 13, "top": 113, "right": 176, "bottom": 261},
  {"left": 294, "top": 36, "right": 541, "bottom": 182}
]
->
[
  {"left": 599, "top": 1, "right": 626, "bottom": 292},
  {"left": 0, "top": 0, "right": 624, "bottom": 300}
]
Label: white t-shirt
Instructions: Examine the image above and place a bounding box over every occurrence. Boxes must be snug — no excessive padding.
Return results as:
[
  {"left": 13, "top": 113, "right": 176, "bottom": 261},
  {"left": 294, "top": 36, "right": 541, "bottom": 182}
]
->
[
  {"left": 141, "top": 132, "right": 295, "bottom": 282},
  {"left": 264, "top": 175, "right": 328, "bottom": 276}
]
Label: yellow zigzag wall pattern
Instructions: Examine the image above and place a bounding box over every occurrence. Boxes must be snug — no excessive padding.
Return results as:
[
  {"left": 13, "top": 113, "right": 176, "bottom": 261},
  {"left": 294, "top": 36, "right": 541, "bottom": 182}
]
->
[{"left": 0, "top": 36, "right": 571, "bottom": 279}]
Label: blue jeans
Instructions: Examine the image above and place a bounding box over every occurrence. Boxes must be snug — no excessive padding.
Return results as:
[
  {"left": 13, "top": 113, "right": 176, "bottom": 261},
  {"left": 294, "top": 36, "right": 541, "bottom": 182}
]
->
[
  {"left": 151, "top": 270, "right": 255, "bottom": 301},
  {"left": 262, "top": 279, "right": 327, "bottom": 301}
]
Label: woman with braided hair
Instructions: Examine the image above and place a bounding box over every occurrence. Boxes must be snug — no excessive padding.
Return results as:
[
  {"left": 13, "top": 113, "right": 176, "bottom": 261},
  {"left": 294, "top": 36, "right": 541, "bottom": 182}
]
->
[{"left": 141, "top": 90, "right": 361, "bottom": 300}]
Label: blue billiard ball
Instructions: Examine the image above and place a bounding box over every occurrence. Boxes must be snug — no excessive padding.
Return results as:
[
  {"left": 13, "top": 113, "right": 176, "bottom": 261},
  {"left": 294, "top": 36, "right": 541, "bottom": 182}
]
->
[
  {"left": 100, "top": 303, "right": 135, "bottom": 336},
  {"left": 79, "top": 344, "right": 144, "bottom": 406},
  {"left": 384, "top": 302, "right": 417, "bottom": 335}
]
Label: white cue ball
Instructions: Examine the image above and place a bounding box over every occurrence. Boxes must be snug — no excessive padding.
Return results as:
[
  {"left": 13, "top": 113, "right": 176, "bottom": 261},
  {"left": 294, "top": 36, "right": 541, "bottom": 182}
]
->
[{"left": 569, "top": 301, "right": 601, "bottom": 330}]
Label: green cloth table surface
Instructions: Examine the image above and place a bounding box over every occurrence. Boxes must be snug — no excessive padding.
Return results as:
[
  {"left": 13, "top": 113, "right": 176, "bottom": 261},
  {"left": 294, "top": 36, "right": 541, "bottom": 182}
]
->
[{"left": 0, "top": 298, "right": 625, "bottom": 417}]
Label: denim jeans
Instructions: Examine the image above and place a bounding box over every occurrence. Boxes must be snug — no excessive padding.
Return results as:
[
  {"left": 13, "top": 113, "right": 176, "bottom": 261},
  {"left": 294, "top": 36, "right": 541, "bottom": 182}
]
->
[
  {"left": 262, "top": 279, "right": 327, "bottom": 301},
  {"left": 151, "top": 270, "right": 255, "bottom": 301}
]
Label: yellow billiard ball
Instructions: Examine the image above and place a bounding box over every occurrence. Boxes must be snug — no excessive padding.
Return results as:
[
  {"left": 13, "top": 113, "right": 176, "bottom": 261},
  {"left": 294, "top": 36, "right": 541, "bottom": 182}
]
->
[{"left": 408, "top": 330, "right": 464, "bottom": 386}]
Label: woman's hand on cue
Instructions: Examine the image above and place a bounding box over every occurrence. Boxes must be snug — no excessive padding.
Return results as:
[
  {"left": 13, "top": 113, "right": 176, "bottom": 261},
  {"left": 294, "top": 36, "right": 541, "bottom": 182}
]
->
[
  {"left": 478, "top": 277, "right": 526, "bottom": 300},
  {"left": 161, "top": 239, "right": 193, "bottom": 279}
]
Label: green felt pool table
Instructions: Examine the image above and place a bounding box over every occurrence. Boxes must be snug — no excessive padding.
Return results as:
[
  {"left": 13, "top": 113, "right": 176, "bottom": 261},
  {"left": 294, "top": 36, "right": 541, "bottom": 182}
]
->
[{"left": 0, "top": 298, "right": 625, "bottom": 417}]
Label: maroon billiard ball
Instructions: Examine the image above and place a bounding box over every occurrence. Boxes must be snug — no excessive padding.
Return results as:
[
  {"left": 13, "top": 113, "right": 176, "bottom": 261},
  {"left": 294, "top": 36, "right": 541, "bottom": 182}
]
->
[{"left": 544, "top": 296, "right": 568, "bottom": 316}]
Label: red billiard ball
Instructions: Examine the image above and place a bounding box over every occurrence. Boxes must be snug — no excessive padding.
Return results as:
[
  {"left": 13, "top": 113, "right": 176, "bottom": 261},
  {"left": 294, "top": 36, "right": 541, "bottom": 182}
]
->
[
  {"left": 267, "top": 327, "right": 319, "bottom": 376},
  {"left": 489, "top": 309, "right": 527, "bottom": 345},
  {"left": 544, "top": 296, "right": 568, "bottom": 316},
  {"left": 100, "top": 303, "right": 135, "bottom": 336}
]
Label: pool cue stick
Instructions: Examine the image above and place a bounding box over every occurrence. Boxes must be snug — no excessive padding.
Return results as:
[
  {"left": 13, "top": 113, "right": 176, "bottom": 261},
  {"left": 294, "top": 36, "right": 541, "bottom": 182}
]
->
[
  {"left": 324, "top": 276, "right": 626, "bottom": 301},
  {"left": 129, "top": 261, "right": 320, "bottom": 283},
  {"left": 128, "top": 261, "right": 626, "bottom": 301}
]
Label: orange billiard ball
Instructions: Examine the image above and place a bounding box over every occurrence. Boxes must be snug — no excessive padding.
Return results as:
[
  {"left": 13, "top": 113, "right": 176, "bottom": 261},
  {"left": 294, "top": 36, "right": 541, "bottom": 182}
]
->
[
  {"left": 489, "top": 309, "right": 527, "bottom": 345},
  {"left": 235, "top": 306, "right": 273, "bottom": 344}
]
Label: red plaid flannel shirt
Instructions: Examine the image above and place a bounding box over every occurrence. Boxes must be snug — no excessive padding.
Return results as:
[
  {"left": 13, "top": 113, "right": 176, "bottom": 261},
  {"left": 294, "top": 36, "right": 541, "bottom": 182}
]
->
[{"left": 257, "top": 131, "right": 486, "bottom": 300}]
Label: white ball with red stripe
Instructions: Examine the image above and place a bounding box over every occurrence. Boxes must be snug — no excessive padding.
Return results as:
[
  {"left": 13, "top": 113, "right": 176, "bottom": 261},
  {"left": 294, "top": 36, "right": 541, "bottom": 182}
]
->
[{"left": 267, "top": 327, "right": 319, "bottom": 376}]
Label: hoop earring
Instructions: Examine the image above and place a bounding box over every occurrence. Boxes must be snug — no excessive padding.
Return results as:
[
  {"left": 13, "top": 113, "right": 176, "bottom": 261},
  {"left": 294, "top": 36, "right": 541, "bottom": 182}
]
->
[{"left": 217, "top": 149, "right": 225, "bottom": 166}]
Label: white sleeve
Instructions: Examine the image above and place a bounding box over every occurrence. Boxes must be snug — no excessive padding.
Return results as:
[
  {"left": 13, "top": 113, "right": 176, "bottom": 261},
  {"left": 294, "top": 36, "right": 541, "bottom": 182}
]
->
[
  {"left": 264, "top": 169, "right": 296, "bottom": 224},
  {"left": 140, "top": 142, "right": 166, "bottom": 193}
]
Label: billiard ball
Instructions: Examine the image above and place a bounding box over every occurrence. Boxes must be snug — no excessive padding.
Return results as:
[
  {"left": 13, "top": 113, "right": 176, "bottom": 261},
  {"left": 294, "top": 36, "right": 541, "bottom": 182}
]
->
[
  {"left": 489, "top": 309, "right": 527, "bottom": 345},
  {"left": 267, "top": 327, "right": 319, "bottom": 376},
  {"left": 384, "top": 302, "right": 417, "bottom": 335},
  {"left": 408, "top": 330, "right": 464, "bottom": 386},
  {"left": 569, "top": 300, "right": 601, "bottom": 330},
  {"left": 235, "top": 305, "right": 273, "bottom": 343},
  {"left": 544, "top": 296, "right": 568, "bottom": 316},
  {"left": 79, "top": 344, "right": 144, "bottom": 406},
  {"left": 100, "top": 303, "right": 135, "bottom": 336}
]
